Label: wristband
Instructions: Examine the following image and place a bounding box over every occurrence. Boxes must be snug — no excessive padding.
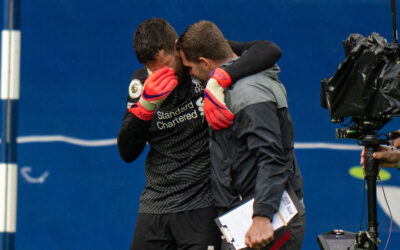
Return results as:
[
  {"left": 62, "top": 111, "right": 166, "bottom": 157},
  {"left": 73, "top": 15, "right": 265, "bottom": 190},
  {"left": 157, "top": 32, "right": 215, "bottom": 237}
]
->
[{"left": 129, "top": 102, "right": 154, "bottom": 121}]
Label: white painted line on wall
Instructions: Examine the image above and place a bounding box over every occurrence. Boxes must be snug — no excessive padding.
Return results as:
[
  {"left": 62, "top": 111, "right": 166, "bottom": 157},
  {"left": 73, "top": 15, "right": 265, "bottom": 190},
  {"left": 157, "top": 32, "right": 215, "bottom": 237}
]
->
[
  {"left": 17, "top": 135, "right": 117, "bottom": 147},
  {"left": 295, "top": 142, "right": 362, "bottom": 150},
  {"left": 0, "top": 135, "right": 365, "bottom": 150}
]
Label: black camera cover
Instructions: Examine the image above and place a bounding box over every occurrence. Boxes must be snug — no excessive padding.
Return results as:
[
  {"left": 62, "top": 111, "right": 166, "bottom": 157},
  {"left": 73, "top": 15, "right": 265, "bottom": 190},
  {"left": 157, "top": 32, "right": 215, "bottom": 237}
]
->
[{"left": 321, "top": 32, "right": 400, "bottom": 120}]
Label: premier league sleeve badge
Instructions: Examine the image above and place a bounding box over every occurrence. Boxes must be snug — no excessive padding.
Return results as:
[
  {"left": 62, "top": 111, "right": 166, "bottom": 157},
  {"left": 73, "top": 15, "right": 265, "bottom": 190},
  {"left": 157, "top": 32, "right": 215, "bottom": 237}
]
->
[{"left": 128, "top": 79, "right": 143, "bottom": 99}]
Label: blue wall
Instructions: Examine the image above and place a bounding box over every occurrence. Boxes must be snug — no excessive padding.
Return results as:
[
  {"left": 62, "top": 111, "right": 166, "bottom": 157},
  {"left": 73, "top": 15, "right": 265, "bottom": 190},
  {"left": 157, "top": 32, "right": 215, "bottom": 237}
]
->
[{"left": 1, "top": 0, "right": 400, "bottom": 249}]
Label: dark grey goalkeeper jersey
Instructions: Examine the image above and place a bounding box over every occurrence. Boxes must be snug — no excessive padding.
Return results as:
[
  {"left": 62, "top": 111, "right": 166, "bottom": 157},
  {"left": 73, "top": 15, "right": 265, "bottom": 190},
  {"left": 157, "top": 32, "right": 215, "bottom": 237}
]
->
[
  {"left": 119, "top": 69, "right": 212, "bottom": 214},
  {"left": 117, "top": 40, "right": 282, "bottom": 214}
]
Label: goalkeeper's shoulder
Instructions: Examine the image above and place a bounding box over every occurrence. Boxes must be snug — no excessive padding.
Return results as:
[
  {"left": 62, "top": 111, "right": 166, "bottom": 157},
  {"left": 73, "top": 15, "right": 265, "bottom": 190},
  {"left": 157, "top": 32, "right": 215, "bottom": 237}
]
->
[
  {"left": 130, "top": 67, "right": 149, "bottom": 82},
  {"left": 125, "top": 67, "right": 148, "bottom": 105}
]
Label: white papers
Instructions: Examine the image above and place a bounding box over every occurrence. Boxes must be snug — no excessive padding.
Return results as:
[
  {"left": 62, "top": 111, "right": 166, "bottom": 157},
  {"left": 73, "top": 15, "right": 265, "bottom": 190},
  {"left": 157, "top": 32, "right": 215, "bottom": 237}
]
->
[{"left": 216, "top": 190, "right": 298, "bottom": 250}]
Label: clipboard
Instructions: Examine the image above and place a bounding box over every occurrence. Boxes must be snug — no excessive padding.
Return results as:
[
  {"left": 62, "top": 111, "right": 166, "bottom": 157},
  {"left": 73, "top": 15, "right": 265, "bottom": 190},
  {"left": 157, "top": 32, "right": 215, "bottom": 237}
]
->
[{"left": 215, "top": 189, "right": 300, "bottom": 250}]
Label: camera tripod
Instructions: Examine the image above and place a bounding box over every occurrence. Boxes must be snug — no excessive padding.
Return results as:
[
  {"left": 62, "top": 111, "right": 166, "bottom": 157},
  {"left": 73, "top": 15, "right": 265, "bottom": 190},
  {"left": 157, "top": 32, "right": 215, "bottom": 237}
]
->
[
  {"left": 331, "top": 119, "right": 399, "bottom": 250},
  {"left": 353, "top": 135, "right": 383, "bottom": 250}
]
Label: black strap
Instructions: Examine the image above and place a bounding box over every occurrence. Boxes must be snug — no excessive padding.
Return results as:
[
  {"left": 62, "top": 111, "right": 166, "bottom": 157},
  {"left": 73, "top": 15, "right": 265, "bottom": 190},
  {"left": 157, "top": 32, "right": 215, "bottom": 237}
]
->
[{"left": 392, "top": 0, "right": 398, "bottom": 43}]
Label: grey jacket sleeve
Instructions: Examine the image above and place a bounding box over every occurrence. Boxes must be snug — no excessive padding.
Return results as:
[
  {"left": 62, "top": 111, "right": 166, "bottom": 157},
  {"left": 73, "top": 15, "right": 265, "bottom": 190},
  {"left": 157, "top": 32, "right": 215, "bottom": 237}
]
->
[{"left": 234, "top": 102, "right": 289, "bottom": 220}]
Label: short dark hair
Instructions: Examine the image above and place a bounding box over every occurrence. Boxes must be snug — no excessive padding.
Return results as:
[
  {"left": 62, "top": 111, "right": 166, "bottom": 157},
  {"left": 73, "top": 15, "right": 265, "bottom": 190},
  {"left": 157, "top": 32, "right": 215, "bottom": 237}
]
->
[
  {"left": 133, "top": 18, "right": 178, "bottom": 64},
  {"left": 176, "top": 20, "right": 233, "bottom": 63}
]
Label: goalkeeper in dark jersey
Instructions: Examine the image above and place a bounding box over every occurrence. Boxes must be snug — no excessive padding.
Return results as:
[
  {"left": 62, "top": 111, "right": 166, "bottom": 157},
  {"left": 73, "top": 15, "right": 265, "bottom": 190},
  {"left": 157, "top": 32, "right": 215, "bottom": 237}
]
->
[{"left": 117, "top": 18, "right": 282, "bottom": 250}]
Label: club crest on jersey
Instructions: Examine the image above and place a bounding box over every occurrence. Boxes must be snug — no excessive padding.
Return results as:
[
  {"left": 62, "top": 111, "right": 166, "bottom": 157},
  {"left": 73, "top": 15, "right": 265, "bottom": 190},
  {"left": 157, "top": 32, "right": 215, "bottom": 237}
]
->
[
  {"left": 129, "top": 79, "right": 143, "bottom": 99},
  {"left": 191, "top": 77, "right": 204, "bottom": 93}
]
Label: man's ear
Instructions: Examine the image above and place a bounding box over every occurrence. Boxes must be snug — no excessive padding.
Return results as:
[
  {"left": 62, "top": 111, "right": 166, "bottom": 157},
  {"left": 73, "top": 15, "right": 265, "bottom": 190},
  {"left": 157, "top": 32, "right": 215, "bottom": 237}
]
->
[{"left": 199, "top": 57, "right": 212, "bottom": 70}]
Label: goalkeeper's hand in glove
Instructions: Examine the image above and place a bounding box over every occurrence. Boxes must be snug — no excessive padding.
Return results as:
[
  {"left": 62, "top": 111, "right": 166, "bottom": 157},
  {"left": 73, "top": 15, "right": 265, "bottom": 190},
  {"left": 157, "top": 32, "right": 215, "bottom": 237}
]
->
[
  {"left": 203, "top": 68, "right": 235, "bottom": 130},
  {"left": 130, "top": 66, "right": 178, "bottom": 121}
]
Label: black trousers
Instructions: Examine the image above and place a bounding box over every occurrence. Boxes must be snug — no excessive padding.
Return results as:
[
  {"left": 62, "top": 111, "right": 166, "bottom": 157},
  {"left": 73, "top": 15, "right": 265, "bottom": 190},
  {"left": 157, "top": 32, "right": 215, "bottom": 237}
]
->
[{"left": 130, "top": 207, "right": 221, "bottom": 250}]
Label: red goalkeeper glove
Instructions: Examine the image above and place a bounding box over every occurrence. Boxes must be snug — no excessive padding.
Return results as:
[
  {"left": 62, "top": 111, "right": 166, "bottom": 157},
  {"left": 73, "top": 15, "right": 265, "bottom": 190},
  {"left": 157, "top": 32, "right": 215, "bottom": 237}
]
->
[
  {"left": 211, "top": 67, "right": 232, "bottom": 88},
  {"left": 203, "top": 68, "right": 234, "bottom": 130},
  {"left": 130, "top": 66, "right": 178, "bottom": 121}
]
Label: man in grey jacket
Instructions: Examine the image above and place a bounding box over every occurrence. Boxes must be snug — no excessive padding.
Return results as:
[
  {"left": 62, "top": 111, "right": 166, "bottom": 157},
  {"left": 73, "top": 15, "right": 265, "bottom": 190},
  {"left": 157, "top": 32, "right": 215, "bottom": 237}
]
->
[{"left": 176, "top": 21, "right": 305, "bottom": 250}]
